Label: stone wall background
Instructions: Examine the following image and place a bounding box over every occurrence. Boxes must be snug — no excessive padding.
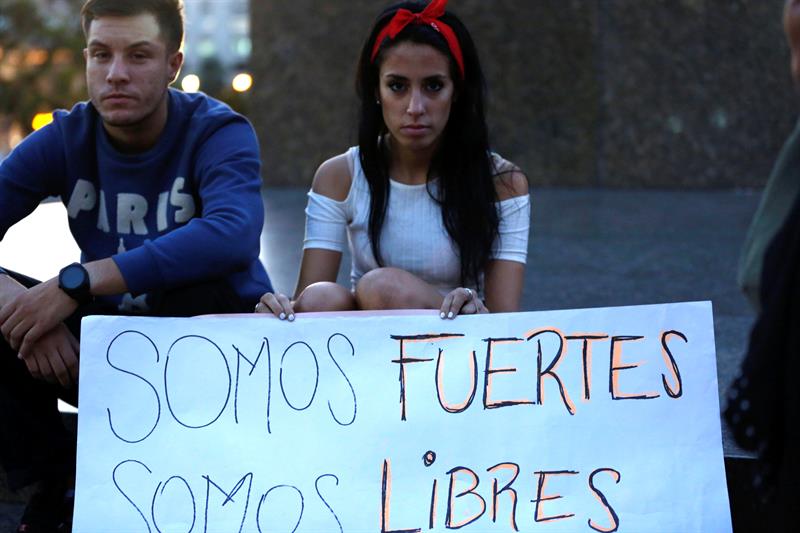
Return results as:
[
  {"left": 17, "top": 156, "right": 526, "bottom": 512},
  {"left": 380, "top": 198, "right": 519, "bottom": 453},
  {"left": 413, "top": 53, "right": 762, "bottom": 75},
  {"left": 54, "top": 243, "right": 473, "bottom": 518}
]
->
[{"left": 250, "top": 0, "right": 795, "bottom": 188}]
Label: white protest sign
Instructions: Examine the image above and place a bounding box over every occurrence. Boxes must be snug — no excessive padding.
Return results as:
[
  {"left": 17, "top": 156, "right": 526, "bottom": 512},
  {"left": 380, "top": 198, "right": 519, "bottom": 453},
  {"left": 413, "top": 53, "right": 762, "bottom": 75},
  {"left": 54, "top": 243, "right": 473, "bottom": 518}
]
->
[{"left": 73, "top": 301, "right": 731, "bottom": 532}]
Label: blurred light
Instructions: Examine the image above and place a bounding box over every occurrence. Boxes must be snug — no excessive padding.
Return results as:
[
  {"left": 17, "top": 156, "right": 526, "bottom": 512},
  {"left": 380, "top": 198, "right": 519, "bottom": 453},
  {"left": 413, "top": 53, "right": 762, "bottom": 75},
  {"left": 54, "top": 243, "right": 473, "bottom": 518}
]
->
[
  {"left": 32, "top": 112, "right": 53, "bottom": 131},
  {"left": 236, "top": 37, "right": 252, "bottom": 57},
  {"left": 231, "top": 73, "right": 252, "bottom": 93},
  {"left": 25, "top": 49, "right": 49, "bottom": 67},
  {"left": 198, "top": 40, "right": 215, "bottom": 58},
  {"left": 711, "top": 108, "right": 728, "bottom": 130},
  {"left": 52, "top": 49, "right": 73, "bottom": 66},
  {"left": 9, "top": 122, "right": 24, "bottom": 150},
  {"left": 667, "top": 116, "right": 683, "bottom": 135},
  {"left": 181, "top": 74, "right": 200, "bottom": 93}
]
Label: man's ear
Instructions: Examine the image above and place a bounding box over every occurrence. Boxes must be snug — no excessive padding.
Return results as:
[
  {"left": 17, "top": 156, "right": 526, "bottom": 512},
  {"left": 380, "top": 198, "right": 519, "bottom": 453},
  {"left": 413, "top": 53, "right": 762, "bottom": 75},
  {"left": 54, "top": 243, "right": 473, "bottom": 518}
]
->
[{"left": 168, "top": 50, "right": 184, "bottom": 84}]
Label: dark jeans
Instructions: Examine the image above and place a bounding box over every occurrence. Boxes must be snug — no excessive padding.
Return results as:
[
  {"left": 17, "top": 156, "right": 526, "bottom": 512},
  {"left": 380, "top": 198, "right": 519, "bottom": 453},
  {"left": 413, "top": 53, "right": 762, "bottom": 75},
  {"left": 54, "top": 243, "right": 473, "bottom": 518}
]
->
[{"left": 0, "top": 267, "right": 250, "bottom": 490}]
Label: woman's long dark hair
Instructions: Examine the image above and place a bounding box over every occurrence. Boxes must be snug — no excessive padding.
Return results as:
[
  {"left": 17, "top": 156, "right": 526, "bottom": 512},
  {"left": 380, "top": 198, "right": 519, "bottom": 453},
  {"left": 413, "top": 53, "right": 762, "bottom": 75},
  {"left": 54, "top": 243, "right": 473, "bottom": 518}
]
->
[{"left": 355, "top": 0, "right": 498, "bottom": 290}]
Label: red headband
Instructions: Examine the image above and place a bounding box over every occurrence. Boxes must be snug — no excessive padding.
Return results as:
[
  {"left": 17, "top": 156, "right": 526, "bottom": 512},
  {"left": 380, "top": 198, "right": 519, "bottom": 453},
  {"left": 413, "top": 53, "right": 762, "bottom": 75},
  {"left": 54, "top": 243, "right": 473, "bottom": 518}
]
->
[{"left": 370, "top": 0, "right": 465, "bottom": 79}]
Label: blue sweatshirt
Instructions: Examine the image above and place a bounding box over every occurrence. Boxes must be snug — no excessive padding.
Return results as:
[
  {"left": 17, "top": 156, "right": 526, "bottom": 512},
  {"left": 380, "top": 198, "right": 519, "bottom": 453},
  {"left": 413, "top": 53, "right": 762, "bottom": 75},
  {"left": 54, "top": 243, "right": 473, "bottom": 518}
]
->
[{"left": 0, "top": 89, "right": 272, "bottom": 311}]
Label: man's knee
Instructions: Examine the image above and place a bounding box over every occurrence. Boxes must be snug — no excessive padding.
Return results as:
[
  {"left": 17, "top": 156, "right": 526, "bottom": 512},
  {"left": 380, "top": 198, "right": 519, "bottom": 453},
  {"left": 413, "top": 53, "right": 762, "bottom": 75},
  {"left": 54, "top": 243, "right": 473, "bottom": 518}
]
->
[{"left": 0, "top": 267, "right": 39, "bottom": 289}]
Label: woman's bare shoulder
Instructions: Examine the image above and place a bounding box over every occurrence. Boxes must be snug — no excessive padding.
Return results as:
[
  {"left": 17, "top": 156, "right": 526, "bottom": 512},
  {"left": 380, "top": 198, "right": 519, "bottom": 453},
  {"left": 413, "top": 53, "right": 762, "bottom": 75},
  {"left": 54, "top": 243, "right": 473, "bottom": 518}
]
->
[
  {"left": 491, "top": 154, "right": 529, "bottom": 201},
  {"left": 311, "top": 152, "right": 353, "bottom": 201}
]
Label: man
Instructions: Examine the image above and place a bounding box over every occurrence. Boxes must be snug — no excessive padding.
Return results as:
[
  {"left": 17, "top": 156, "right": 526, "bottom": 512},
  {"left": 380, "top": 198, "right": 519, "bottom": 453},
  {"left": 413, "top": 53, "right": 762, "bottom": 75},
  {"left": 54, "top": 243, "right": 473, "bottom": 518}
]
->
[{"left": 0, "top": 1, "right": 271, "bottom": 530}]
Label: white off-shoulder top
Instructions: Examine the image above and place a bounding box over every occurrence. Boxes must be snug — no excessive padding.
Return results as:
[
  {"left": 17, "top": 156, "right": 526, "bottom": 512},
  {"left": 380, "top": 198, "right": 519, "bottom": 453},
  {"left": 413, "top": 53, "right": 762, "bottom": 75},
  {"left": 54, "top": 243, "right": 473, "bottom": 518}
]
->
[{"left": 303, "top": 146, "right": 530, "bottom": 295}]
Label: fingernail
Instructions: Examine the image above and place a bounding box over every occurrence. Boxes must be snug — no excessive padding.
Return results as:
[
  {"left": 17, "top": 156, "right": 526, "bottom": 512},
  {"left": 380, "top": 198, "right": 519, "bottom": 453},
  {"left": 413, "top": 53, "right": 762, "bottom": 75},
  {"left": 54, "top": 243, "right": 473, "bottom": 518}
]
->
[
  {"left": 447, "top": 311, "right": 454, "bottom": 319},
  {"left": 440, "top": 312, "right": 445, "bottom": 318},
  {"left": 288, "top": 314, "right": 295, "bottom": 322},
  {"left": 279, "top": 312, "right": 286, "bottom": 320}
]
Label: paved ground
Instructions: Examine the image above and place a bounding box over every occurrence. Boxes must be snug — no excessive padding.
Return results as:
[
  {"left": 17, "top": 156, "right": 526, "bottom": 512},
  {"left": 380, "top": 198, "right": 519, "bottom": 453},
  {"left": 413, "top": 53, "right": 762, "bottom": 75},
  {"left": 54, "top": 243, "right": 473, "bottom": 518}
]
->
[{"left": 0, "top": 186, "right": 761, "bottom": 531}]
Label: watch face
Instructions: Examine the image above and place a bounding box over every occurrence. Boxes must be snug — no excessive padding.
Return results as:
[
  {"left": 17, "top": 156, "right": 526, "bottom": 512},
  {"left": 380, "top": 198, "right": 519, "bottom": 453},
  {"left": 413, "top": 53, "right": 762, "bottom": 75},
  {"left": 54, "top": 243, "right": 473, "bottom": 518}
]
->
[{"left": 61, "top": 264, "right": 86, "bottom": 290}]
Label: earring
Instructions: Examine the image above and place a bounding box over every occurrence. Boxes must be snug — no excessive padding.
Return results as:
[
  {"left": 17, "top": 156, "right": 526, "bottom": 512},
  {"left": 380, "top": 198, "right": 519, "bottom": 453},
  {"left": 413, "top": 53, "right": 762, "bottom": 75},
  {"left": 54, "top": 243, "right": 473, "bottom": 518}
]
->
[{"left": 375, "top": 99, "right": 381, "bottom": 105}]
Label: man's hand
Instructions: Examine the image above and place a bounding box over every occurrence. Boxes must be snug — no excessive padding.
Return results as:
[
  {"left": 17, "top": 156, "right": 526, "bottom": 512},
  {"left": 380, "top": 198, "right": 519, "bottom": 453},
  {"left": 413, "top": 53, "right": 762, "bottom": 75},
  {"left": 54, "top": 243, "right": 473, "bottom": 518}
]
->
[
  {"left": 0, "top": 277, "right": 78, "bottom": 357},
  {"left": 19, "top": 323, "right": 80, "bottom": 388}
]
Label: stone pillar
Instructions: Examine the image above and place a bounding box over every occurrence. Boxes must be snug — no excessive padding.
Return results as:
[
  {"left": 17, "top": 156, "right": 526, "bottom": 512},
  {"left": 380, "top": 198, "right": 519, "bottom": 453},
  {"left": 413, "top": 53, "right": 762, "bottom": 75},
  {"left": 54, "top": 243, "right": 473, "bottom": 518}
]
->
[{"left": 599, "top": 0, "right": 794, "bottom": 187}]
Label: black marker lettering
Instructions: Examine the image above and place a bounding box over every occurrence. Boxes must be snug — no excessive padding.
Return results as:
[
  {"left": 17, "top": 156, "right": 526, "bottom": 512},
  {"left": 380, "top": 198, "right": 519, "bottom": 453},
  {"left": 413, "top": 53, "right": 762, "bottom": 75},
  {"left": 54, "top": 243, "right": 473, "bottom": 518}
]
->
[
  {"left": 233, "top": 339, "right": 267, "bottom": 424},
  {"left": 256, "top": 485, "right": 304, "bottom": 533},
  {"left": 482, "top": 337, "right": 532, "bottom": 410},
  {"left": 315, "top": 474, "right": 344, "bottom": 533},
  {"left": 531, "top": 470, "right": 579, "bottom": 523},
  {"left": 436, "top": 348, "right": 478, "bottom": 414},
  {"left": 381, "top": 459, "right": 421, "bottom": 533},
  {"left": 660, "top": 330, "right": 687, "bottom": 398},
  {"left": 164, "top": 335, "right": 232, "bottom": 428},
  {"left": 487, "top": 462, "right": 520, "bottom": 531},
  {"left": 588, "top": 468, "right": 621, "bottom": 533},
  {"left": 609, "top": 336, "right": 660, "bottom": 400},
  {"left": 106, "top": 331, "right": 161, "bottom": 443},
  {"left": 528, "top": 330, "right": 575, "bottom": 415},
  {"left": 112, "top": 459, "right": 153, "bottom": 532},
  {"left": 327, "top": 334, "right": 357, "bottom": 426},
  {"left": 203, "top": 473, "right": 253, "bottom": 533},
  {"left": 390, "top": 334, "right": 462, "bottom": 421},
  {"left": 150, "top": 476, "right": 195, "bottom": 533},
  {"left": 280, "top": 341, "right": 319, "bottom": 411},
  {"left": 565, "top": 335, "right": 609, "bottom": 401},
  {"left": 445, "top": 466, "right": 486, "bottom": 529}
]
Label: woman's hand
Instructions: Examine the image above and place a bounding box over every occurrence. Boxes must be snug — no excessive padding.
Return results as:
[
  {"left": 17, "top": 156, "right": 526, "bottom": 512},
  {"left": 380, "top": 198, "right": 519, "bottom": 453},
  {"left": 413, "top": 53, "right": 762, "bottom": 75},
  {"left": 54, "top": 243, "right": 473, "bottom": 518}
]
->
[
  {"left": 439, "top": 287, "right": 488, "bottom": 319},
  {"left": 254, "top": 292, "right": 295, "bottom": 321}
]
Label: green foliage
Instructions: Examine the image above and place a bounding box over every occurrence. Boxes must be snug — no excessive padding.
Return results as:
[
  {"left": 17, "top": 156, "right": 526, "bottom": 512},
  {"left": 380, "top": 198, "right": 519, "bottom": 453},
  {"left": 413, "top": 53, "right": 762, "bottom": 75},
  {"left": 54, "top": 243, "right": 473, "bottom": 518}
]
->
[{"left": 0, "top": 0, "right": 86, "bottom": 134}]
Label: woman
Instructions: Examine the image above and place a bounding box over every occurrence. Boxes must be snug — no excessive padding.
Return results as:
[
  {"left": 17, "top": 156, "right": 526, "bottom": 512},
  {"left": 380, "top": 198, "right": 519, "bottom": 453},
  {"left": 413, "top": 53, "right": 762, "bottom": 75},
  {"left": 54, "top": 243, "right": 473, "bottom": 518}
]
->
[{"left": 257, "top": 0, "right": 530, "bottom": 320}]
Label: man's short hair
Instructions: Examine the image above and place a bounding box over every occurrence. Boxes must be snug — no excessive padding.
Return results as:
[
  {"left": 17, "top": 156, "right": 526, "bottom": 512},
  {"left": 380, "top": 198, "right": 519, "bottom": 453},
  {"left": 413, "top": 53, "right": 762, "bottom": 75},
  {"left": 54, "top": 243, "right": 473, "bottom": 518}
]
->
[{"left": 81, "top": 0, "right": 184, "bottom": 54}]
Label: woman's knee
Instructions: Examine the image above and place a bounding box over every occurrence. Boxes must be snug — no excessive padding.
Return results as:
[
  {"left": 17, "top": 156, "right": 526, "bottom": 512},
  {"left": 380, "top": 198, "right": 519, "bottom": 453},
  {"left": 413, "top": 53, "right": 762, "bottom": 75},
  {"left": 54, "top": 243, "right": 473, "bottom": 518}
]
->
[
  {"left": 355, "top": 268, "right": 398, "bottom": 309},
  {"left": 355, "top": 268, "right": 438, "bottom": 310},
  {"left": 294, "top": 282, "right": 355, "bottom": 312}
]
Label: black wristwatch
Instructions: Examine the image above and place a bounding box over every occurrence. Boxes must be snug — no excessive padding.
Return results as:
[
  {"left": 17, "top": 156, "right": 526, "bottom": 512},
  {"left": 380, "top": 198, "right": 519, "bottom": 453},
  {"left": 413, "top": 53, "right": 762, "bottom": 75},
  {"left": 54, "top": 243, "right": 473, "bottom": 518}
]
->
[{"left": 58, "top": 263, "right": 92, "bottom": 305}]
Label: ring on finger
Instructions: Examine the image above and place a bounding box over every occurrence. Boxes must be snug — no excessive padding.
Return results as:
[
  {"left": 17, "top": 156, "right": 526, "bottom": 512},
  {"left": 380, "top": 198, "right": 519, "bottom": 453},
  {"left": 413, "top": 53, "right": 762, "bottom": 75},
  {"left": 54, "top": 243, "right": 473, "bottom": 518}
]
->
[
  {"left": 464, "top": 287, "right": 473, "bottom": 299},
  {"left": 254, "top": 302, "right": 262, "bottom": 311}
]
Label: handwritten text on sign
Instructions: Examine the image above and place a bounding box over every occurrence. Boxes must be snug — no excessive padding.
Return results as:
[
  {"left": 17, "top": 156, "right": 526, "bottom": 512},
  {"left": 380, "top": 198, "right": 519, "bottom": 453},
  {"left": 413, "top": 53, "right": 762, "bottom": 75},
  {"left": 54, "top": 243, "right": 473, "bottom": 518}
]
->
[{"left": 73, "top": 302, "right": 731, "bottom": 532}]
